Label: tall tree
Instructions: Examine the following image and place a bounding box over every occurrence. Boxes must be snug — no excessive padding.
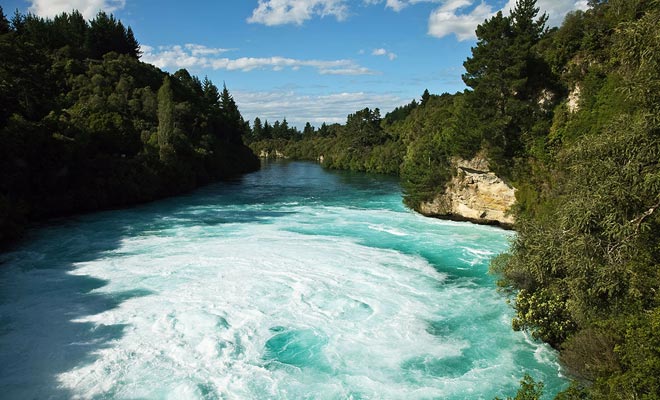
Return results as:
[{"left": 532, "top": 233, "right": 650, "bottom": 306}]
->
[
  {"left": 252, "top": 117, "right": 263, "bottom": 141},
  {"left": 303, "top": 122, "right": 315, "bottom": 138},
  {"left": 86, "top": 11, "right": 139, "bottom": 59},
  {"left": 0, "top": 6, "right": 10, "bottom": 34},
  {"left": 125, "top": 27, "right": 140, "bottom": 57},
  {"left": 345, "top": 107, "right": 384, "bottom": 147},
  {"left": 219, "top": 83, "right": 245, "bottom": 142},
  {"left": 202, "top": 76, "right": 220, "bottom": 107},
  {"left": 157, "top": 75, "right": 175, "bottom": 159},
  {"left": 421, "top": 89, "right": 431, "bottom": 106},
  {"left": 462, "top": 0, "right": 551, "bottom": 173}
]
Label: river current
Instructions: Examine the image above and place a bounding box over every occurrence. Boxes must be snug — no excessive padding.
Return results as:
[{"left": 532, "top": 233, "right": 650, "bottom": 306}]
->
[{"left": 0, "top": 161, "right": 565, "bottom": 399}]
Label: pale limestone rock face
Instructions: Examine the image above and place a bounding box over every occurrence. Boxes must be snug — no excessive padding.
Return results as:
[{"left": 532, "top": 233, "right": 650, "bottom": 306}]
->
[
  {"left": 568, "top": 84, "right": 581, "bottom": 113},
  {"left": 258, "top": 150, "right": 288, "bottom": 159},
  {"left": 418, "top": 152, "right": 516, "bottom": 228}
]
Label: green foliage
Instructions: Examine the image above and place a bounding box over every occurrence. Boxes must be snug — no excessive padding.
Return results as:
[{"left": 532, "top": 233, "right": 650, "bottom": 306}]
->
[
  {"left": 246, "top": 0, "right": 660, "bottom": 397},
  {"left": 492, "top": 2, "right": 660, "bottom": 397},
  {"left": 157, "top": 76, "right": 175, "bottom": 159},
  {"left": 86, "top": 11, "right": 140, "bottom": 59},
  {"left": 383, "top": 99, "right": 418, "bottom": 124},
  {"left": 496, "top": 374, "right": 545, "bottom": 400},
  {"left": 0, "top": 10, "right": 258, "bottom": 244},
  {"left": 463, "top": 0, "right": 558, "bottom": 178},
  {"left": 248, "top": 89, "right": 477, "bottom": 196}
]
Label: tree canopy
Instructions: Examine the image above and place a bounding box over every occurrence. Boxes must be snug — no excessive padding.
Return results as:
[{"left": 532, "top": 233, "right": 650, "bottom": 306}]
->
[{"left": 0, "top": 9, "right": 258, "bottom": 245}]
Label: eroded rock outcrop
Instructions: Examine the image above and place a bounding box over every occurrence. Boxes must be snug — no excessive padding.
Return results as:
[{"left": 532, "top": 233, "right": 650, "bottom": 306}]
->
[
  {"left": 418, "top": 153, "right": 516, "bottom": 229},
  {"left": 258, "top": 149, "right": 287, "bottom": 159}
]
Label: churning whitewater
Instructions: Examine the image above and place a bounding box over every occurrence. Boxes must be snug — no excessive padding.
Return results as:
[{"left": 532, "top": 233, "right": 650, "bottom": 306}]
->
[{"left": 0, "top": 161, "right": 565, "bottom": 399}]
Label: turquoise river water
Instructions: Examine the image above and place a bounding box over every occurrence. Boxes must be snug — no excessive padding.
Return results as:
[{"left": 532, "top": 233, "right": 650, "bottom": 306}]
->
[{"left": 0, "top": 161, "right": 565, "bottom": 399}]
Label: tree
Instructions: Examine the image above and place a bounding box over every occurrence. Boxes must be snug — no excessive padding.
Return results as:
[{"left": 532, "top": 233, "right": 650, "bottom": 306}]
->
[
  {"left": 125, "top": 27, "right": 140, "bottom": 57},
  {"left": 272, "top": 120, "right": 281, "bottom": 138},
  {"left": 462, "top": 0, "right": 552, "bottom": 174},
  {"left": 421, "top": 89, "right": 430, "bottom": 106},
  {"left": 157, "top": 75, "right": 175, "bottom": 159},
  {"left": 202, "top": 76, "right": 220, "bottom": 107},
  {"left": 262, "top": 120, "right": 272, "bottom": 139},
  {"left": 345, "top": 107, "right": 384, "bottom": 147},
  {"left": 303, "top": 122, "right": 315, "bottom": 138},
  {"left": 0, "top": 6, "right": 10, "bottom": 34},
  {"left": 52, "top": 11, "right": 88, "bottom": 57},
  {"left": 318, "top": 122, "right": 329, "bottom": 137},
  {"left": 496, "top": 374, "right": 544, "bottom": 400},
  {"left": 0, "top": 9, "right": 259, "bottom": 245},
  {"left": 219, "top": 83, "right": 245, "bottom": 142},
  {"left": 280, "top": 118, "right": 290, "bottom": 139},
  {"left": 86, "top": 11, "right": 139, "bottom": 59},
  {"left": 252, "top": 117, "right": 263, "bottom": 141}
]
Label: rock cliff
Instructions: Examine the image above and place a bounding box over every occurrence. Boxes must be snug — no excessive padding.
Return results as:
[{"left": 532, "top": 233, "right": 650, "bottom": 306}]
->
[
  {"left": 258, "top": 149, "right": 287, "bottom": 159},
  {"left": 418, "top": 153, "right": 516, "bottom": 229}
]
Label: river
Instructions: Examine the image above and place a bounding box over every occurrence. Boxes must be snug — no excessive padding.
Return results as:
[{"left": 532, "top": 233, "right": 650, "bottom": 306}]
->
[{"left": 0, "top": 160, "right": 565, "bottom": 399}]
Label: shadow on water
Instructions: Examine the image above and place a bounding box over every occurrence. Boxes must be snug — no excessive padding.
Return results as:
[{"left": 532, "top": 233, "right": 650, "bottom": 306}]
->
[
  {"left": 0, "top": 212, "right": 157, "bottom": 399},
  {"left": 0, "top": 163, "right": 309, "bottom": 398}
]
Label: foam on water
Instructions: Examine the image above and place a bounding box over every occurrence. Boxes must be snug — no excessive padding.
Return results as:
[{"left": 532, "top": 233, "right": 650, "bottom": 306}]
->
[{"left": 0, "top": 161, "right": 565, "bottom": 399}]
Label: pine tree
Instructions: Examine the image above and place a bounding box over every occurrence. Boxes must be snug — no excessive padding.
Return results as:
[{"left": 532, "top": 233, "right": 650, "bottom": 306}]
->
[
  {"left": 86, "top": 11, "right": 139, "bottom": 59},
  {"left": 202, "top": 76, "right": 220, "bottom": 107},
  {"left": 303, "top": 122, "right": 315, "bottom": 138},
  {"left": 252, "top": 117, "right": 263, "bottom": 141},
  {"left": 125, "top": 27, "right": 140, "bottom": 58},
  {"left": 462, "top": 0, "right": 551, "bottom": 173},
  {"left": 219, "top": 83, "right": 245, "bottom": 142},
  {"left": 157, "top": 76, "right": 175, "bottom": 159},
  {"left": 421, "top": 89, "right": 430, "bottom": 106},
  {"left": 263, "top": 120, "right": 272, "bottom": 139},
  {"left": 0, "top": 7, "right": 10, "bottom": 34},
  {"left": 280, "top": 118, "right": 290, "bottom": 139}
]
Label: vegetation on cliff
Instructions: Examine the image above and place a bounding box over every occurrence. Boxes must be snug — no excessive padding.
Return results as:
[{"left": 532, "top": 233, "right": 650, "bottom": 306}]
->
[
  {"left": 0, "top": 8, "right": 259, "bottom": 244},
  {"left": 247, "top": 0, "right": 660, "bottom": 396},
  {"left": 492, "top": 1, "right": 660, "bottom": 397}
]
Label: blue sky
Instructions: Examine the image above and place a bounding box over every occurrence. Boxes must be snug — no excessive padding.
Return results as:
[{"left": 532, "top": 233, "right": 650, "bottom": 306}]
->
[{"left": 4, "top": 0, "right": 588, "bottom": 128}]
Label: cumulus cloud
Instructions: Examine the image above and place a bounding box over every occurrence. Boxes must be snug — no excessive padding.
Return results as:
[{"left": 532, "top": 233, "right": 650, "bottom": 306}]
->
[
  {"left": 369, "top": 0, "right": 444, "bottom": 12},
  {"left": 372, "top": 48, "right": 397, "bottom": 61},
  {"left": 140, "top": 44, "right": 376, "bottom": 75},
  {"left": 234, "top": 90, "right": 407, "bottom": 128},
  {"left": 428, "top": 0, "right": 590, "bottom": 41},
  {"left": 428, "top": 0, "right": 493, "bottom": 41},
  {"left": 28, "top": 0, "right": 126, "bottom": 19},
  {"left": 247, "top": 0, "right": 349, "bottom": 26},
  {"left": 247, "top": 0, "right": 589, "bottom": 42}
]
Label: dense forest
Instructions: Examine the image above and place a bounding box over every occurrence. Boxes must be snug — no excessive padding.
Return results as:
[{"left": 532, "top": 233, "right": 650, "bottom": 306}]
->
[
  {"left": 249, "top": 0, "right": 660, "bottom": 397},
  {"left": 0, "top": 8, "right": 259, "bottom": 245}
]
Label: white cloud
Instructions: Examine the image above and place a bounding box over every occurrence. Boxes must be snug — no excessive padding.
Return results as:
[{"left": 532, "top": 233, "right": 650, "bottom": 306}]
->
[
  {"left": 428, "top": 1, "right": 493, "bottom": 41},
  {"left": 234, "top": 90, "right": 407, "bottom": 128},
  {"left": 184, "top": 44, "right": 233, "bottom": 56},
  {"left": 247, "top": 0, "right": 589, "bottom": 38},
  {"left": 247, "top": 0, "right": 349, "bottom": 26},
  {"left": 364, "top": 0, "right": 445, "bottom": 12},
  {"left": 28, "top": 0, "right": 126, "bottom": 19},
  {"left": 140, "top": 44, "right": 377, "bottom": 76},
  {"left": 372, "top": 48, "right": 397, "bottom": 61},
  {"left": 428, "top": 0, "right": 590, "bottom": 41}
]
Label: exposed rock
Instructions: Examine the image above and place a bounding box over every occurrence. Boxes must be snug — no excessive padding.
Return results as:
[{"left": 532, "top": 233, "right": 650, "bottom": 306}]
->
[
  {"left": 537, "top": 89, "right": 556, "bottom": 111},
  {"left": 258, "top": 149, "right": 287, "bottom": 159},
  {"left": 568, "top": 84, "right": 581, "bottom": 113},
  {"left": 418, "top": 152, "right": 516, "bottom": 229}
]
